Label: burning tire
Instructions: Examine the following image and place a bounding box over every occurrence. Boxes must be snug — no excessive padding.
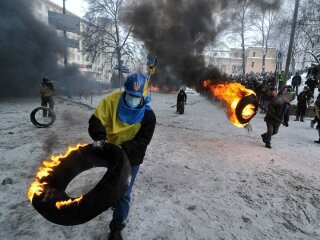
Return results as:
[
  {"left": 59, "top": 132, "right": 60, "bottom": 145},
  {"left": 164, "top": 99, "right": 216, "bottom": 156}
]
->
[
  {"left": 28, "top": 143, "right": 130, "bottom": 226},
  {"left": 30, "top": 107, "right": 56, "bottom": 128},
  {"left": 235, "top": 94, "right": 258, "bottom": 125}
]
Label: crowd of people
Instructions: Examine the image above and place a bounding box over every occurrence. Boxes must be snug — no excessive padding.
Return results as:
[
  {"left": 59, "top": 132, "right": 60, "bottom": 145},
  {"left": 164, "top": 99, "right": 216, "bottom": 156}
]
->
[{"left": 228, "top": 68, "right": 320, "bottom": 148}]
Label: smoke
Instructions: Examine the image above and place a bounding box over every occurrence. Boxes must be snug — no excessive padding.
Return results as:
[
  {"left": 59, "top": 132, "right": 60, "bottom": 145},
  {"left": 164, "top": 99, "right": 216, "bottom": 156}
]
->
[
  {"left": 122, "top": 0, "right": 230, "bottom": 92},
  {"left": 122, "top": 0, "right": 282, "bottom": 92},
  {"left": 0, "top": 0, "right": 96, "bottom": 99}
]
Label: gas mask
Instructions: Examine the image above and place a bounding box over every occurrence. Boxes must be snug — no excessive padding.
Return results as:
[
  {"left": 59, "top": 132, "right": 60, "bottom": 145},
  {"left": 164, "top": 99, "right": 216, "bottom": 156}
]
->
[{"left": 125, "top": 93, "right": 142, "bottom": 108}]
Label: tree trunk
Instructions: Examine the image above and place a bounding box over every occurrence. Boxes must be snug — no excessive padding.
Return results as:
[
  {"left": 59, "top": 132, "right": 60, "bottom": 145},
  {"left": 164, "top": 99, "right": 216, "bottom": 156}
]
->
[
  {"left": 117, "top": 47, "right": 122, "bottom": 91},
  {"left": 241, "top": 12, "right": 246, "bottom": 75},
  {"left": 241, "top": 28, "right": 246, "bottom": 74},
  {"left": 262, "top": 53, "right": 266, "bottom": 73}
]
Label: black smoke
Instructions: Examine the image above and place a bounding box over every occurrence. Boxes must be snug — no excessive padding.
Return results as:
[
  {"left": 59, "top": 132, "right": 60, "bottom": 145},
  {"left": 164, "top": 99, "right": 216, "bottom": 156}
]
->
[
  {"left": 122, "top": 0, "right": 282, "bottom": 92},
  {"left": 0, "top": 0, "right": 99, "bottom": 99}
]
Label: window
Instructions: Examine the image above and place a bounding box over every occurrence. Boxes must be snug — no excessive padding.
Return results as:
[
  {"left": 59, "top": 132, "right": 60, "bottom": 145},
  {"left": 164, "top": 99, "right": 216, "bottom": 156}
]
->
[
  {"left": 251, "top": 62, "right": 255, "bottom": 68},
  {"left": 253, "top": 52, "right": 256, "bottom": 57}
]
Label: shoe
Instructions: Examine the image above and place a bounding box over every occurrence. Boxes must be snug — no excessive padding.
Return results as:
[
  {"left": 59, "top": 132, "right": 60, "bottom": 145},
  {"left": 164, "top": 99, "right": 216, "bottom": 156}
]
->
[
  {"left": 315, "top": 140, "right": 320, "bottom": 144},
  {"left": 265, "top": 144, "right": 271, "bottom": 149},
  {"left": 108, "top": 229, "right": 123, "bottom": 240},
  {"left": 311, "top": 122, "right": 315, "bottom": 128},
  {"left": 261, "top": 134, "right": 266, "bottom": 143},
  {"left": 300, "top": 120, "right": 304, "bottom": 122}
]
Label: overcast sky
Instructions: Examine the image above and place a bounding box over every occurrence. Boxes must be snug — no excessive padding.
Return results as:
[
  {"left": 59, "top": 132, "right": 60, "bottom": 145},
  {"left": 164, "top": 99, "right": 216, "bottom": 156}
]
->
[{"left": 49, "top": 0, "right": 88, "bottom": 17}]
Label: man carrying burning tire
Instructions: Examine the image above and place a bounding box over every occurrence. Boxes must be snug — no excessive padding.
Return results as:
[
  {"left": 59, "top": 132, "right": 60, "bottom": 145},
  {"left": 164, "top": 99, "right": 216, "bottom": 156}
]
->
[
  {"left": 88, "top": 72, "right": 156, "bottom": 240},
  {"left": 261, "top": 91, "right": 292, "bottom": 149}
]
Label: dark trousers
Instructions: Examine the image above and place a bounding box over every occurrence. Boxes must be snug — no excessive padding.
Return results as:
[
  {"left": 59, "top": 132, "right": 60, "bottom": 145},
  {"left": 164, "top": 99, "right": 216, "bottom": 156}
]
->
[
  {"left": 109, "top": 165, "right": 140, "bottom": 231},
  {"left": 292, "top": 84, "right": 299, "bottom": 96},
  {"left": 263, "top": 122, "right": 280, "bottom": 145},
  {"left": 41, "top": 96, "right": 54, "bottom": 117},
  {"left": 295, "top": 105, "right": 306, "bottom": 121}
]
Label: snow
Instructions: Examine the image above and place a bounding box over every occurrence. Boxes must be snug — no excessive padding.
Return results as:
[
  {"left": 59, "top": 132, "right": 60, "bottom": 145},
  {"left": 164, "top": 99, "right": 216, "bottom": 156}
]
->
[{"left": 1, "top": 90, "right": 320, "bottom": 240}]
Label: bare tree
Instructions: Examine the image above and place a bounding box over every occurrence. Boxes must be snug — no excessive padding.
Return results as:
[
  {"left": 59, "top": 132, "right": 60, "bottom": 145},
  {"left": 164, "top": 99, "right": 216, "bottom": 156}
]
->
[
  {"left": 297, "top": 0, "right": 320, "bottom": 63},
  {"left": 82, "top": 0, "right": 141, "bottom": 88},
  {"left": 229, "top": 0, "right": 255, "bottom": 75},
  {"left": 252, "top": 6, "right": 279, "bottom": 73}
]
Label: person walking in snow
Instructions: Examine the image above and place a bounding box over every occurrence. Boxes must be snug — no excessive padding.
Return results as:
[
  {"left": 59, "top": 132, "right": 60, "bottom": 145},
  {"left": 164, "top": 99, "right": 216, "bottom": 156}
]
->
[
  {"left": 311, "top": 93, "right": 320, "bottom": 130},
  {"left": 295, "top": 86, "right": 313, "bottom": 122},
  {"left": 313, "top": 95, "right": 320, "bottom": 144},
  {"left": 261, "top": 91, "right": 292, "bottom": 149},
  {"left": 291, "top": 72, "right": 301, "bottom": 96},
  {"left": 88, "top": 72, "right": 156, "bottom": 240},
  {"left": 305, "top": 76, "right": 318, "bottom": 95},
  {"left": 40, "top": 77, "right": 54, "bottom": 117},
  {"left": 176, "top": 88, "right": 187, "bottom": 113}
]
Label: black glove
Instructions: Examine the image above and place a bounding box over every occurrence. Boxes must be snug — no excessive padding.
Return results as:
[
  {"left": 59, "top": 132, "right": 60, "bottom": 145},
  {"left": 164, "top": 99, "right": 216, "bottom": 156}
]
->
[
  {"left": 92, "top": 140, "right": 106, "bottom": 150},
  {"left": 283, "top": 122, "right": 289, "bottom": 127}
]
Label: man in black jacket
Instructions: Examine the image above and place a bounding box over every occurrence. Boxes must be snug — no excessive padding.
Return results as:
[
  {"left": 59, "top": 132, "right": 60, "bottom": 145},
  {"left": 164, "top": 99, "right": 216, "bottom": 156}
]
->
[
  {"left": 261, "top": 92, "right": 292, "bottom": 149},
  {"left": 88, "top": 72, "right": 156, "bottom": 240},
  {"left": 291, "top": 72, "right": 301, "bottom": 96},
  {"left": 176, "top": 89, "right": 187, "bottom": 113},
  {"left": 295, "top": 86, "right": 313, "bottom": 122}
]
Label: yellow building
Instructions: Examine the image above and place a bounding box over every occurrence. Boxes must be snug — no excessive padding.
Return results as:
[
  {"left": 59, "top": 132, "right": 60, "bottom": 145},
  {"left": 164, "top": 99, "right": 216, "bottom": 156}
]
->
[
  {"left": 206, "top": 43, "right": 278, "bottom": 75},
  {"left": 246, "top": 47, "right": 277, "bottom": 74}
]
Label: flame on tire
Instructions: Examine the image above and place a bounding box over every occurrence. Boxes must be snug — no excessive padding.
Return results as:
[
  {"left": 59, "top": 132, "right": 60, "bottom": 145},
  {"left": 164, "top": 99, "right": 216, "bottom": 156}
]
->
[
  {"left": 203, "top": 80, "right": 257, "bottom": 127},
  {"left": 28, "top": 144, "right": 87, "bottom": 209}
]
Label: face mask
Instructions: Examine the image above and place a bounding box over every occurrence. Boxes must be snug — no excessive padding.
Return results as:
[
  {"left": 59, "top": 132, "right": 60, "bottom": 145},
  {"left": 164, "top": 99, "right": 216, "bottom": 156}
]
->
[{"left": 125, "top": 94, "right": 142, "bottom": 108}]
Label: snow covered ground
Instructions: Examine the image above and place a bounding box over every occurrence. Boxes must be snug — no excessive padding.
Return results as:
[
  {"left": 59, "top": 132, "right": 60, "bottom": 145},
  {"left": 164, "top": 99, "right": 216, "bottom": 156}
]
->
[{"left": 1, "top": 90, "right": 320, "bottom": 240}]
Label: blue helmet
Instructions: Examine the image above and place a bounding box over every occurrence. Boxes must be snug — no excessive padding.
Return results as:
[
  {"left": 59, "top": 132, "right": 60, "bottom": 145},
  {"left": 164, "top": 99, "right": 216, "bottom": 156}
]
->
[{"left": 124, "top": 73, "right": 147, "bottom": 97}]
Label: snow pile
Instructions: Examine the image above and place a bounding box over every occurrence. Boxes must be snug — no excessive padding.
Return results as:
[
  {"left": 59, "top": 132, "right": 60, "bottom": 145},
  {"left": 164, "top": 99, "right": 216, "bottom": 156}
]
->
[{"left": 0, "top": 92, "right": 320, "bottom": 240}]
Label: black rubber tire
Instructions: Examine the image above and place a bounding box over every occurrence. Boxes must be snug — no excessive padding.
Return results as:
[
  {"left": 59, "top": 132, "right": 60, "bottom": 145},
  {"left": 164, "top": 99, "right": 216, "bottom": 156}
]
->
[
  {"left": 177, "top": 102, "right": 184, "bottom": 114},
  {"left": 30, "top": 143, "right": 130, "bottom": 226},
  {"left": 235, "top": 94, "right": 258, "bottom": 125},
  {"left": 30, "top": 107, "right": 56, "bottom": 128}
]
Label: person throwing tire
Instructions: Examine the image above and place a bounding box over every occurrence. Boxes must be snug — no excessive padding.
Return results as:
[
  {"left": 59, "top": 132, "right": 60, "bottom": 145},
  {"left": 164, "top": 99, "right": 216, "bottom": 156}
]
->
[{"left": 88, "top": 72, "right": 156, "bottom": 240}]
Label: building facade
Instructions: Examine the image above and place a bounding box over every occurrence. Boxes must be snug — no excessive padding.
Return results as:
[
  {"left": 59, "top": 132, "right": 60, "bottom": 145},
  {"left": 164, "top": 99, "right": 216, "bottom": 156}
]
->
[
  {"left": 246, "top": 47, "right": 277, "bottom": 74},
  {"left": 33, "top": 0, "right": 105, "bottom": 81},
  {"left": 207, "top": 43, "right": 277, "bottom": 75}
]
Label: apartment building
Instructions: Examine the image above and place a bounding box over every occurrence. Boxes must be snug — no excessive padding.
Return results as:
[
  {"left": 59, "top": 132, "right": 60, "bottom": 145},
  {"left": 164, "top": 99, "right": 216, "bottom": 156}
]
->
[{"left": 32, "top": 0, "right": 105, "bottom": 81}]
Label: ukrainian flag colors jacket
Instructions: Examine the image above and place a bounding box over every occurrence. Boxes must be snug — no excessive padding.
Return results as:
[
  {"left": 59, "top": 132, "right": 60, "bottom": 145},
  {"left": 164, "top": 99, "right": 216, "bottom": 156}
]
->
[{"left": 88, "top": 91, "right": 156, "bottom": 165}]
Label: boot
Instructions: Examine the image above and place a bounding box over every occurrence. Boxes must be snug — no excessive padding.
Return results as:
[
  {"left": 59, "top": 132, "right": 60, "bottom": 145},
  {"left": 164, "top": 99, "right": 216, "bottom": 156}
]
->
[
  {"left": 265, "top": 142, "right": 271, "bottom": 149},
  {"left": 294, "top": 116, "right": 299, "bottom": 121},
  {"left": 315, "top": 140, "right": 320, "bottom": 144},
  {"left": 300, "top": 117, "right": 304, "bottom": 122},
  {"left": 108, "top": 229, "right": 123, "bottom": 240},
  {"left": 261, "top": 133, "right": 267, "bottom": 143}
]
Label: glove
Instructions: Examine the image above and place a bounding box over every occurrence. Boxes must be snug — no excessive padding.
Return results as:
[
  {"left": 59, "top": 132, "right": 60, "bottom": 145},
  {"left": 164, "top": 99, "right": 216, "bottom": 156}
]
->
[
  {"left": 283, "top": 122, "right": 289, "bottom": 127},
  {"left": 92, "top": 140, "right": 106, "bottom": 150}
]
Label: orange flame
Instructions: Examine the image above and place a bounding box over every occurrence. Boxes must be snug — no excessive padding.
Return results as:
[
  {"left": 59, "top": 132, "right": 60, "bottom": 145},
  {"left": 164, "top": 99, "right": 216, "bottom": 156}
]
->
[
  {"left": 202, "top": 80, "right": 256, "bottom": 128},
  {"left": 56, "top": 196, "right": 83, "bottom": 209},
  {"left": 28, "top": 143, "right": 87, "bottom": 208},
  {"left": 150, "top": 85, "right": 159, "bottom": 92}
]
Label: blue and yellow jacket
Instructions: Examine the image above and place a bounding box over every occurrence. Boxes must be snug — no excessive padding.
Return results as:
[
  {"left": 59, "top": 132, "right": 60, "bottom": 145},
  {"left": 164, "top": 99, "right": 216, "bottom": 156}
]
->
[{"left": 88, "top": 91, "right": 156, "bottom": 165}]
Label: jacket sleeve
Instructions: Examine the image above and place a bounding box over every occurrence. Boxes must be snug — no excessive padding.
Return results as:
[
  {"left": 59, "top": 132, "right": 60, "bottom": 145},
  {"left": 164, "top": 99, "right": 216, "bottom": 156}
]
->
[
  {"left": 121, "top": 110, "right": 156, "bottom": 165},
  {"left": 88, "top": 114, "right": 107, "bottom": 141}
]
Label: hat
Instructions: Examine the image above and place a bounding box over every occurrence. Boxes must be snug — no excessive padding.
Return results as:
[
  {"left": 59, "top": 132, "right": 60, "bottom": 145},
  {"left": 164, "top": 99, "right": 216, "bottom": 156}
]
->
[{"left": 124, "top": 73, "right": 147, "bottom": 97}]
